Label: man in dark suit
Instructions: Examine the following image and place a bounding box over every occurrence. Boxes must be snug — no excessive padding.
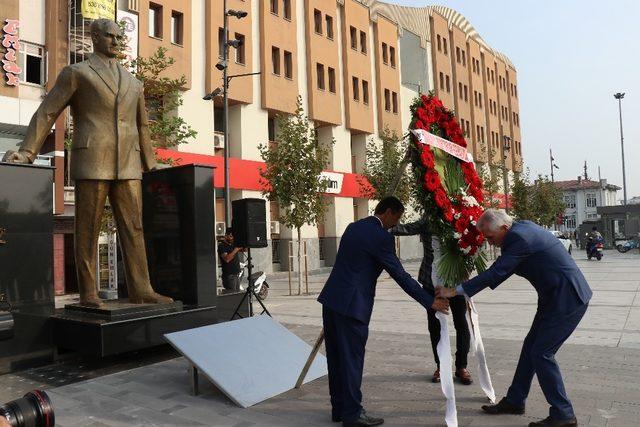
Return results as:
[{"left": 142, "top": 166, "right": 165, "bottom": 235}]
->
[
  {"left": 438, "top": 209, "right": 592, "bottom": 427},
  {"left": 318, "top": 197, "right": 450, "bottom": 427}
]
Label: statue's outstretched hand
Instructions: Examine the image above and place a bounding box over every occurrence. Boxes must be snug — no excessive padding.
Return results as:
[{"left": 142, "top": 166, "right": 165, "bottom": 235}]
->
[{"left": 2, "top": 150, "right": 30, "bottom": 164}]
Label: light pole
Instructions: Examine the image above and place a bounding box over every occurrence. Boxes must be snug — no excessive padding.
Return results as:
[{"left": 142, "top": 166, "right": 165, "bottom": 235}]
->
[
  {"left": 502, "top": 135, "right": 511, "bottom": 213},
  {"left": 614, "top": 92, "right": 627, "bottom": 206},
  {"left": 207, "top": 4, "right": 247, "bottom": 227},
  {"left": 549, "top": 148, "right": 559, "bottom": 182}
]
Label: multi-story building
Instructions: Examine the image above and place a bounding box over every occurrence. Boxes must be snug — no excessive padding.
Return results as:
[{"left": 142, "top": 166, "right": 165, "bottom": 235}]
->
[
  {"left": 554, "top": 178, "right": 620, "bottom": 233},
  {"left": 0, "top": 0, "right": 523, "bottom": 290}
]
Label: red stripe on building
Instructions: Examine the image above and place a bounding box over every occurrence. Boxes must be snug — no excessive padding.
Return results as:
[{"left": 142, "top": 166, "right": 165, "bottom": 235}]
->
[{"left": 156, "top": 149, "right": 368, "bottom": 198}]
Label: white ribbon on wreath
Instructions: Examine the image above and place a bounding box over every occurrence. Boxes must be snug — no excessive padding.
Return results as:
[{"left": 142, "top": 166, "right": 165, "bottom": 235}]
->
[{"left": 432, "top": 239, "right": 495, "bottom": 427}]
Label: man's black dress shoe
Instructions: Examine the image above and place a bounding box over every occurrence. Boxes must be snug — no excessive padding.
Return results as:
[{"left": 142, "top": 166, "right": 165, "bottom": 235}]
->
[
  {"left": 529, "top": 416, "right": 577, "bottom": 427},
  {"left": 481, "top": 397, "right": 525, "bottom": 415},
  {"left": 342, "top": 410, "right": 384, "bottom": 427}
]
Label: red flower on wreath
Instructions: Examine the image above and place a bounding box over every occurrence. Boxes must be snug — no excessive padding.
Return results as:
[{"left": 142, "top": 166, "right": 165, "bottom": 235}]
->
[
  {"left": 424, "top": 170, "right": 441, "bottom": 192},
  {"left": 434, "top": 188, "right": 450, "bottom": 210},
  {"left": 420, "top": 147, "right": 435, "bottom": 169}
]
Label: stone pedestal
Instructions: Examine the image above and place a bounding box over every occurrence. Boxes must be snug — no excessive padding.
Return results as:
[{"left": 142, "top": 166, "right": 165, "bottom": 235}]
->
[{"left": 0, "top": 163, "right": 55, "bottom": 373}]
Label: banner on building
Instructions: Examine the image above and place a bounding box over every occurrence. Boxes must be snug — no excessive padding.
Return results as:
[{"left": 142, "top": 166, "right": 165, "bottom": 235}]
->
[
  {"left": 82, "top": 0, "right": 116, "bottom": 20},
  {"left": 2, "top": 19, "right": 21, "bottom": 86},
  {"left": 320, "top": 172, "right": 344, "bottom": 194},
  {"left": 116, "top": 9, "right": 138, "bottom": 71}
]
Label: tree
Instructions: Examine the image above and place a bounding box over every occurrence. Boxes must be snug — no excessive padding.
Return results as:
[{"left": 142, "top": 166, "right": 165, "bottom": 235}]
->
[
  {"left": 258, "top": 97, "right": 333, "bottom": 295},
  {"left": 478, "top": 143, "right": 502, "bottom": 209},
  {"left": 358, "top": 127, "right": 412, "bottom": 205},
  {"left": 509, "top": 171, "right": 565, "bottom": 227},
  {"left": 132, "top": 47, "right": 197, "bottom": 150}
]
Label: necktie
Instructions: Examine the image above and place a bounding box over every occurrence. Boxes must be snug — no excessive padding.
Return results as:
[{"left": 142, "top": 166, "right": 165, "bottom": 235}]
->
[{"left": 109, "top": 60, "right": 119, "bottom": 86}]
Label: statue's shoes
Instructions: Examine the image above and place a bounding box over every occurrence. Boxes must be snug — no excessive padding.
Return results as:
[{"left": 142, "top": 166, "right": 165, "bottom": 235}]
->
[
  {"left": 129, "top": 292, "right": 174, "bottom": 304},
  {"left": 79, "top": 297, "right": 105, "bottom": 308}
]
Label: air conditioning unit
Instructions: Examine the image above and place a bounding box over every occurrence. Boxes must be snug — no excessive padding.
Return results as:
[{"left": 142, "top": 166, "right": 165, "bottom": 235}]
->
[
  {"left": 215, "top": 222, "right": 226, "bottom": 236},
  {"left": 214, "top": 133, "right": 224, "bottom": 149},
  {"left": 270, "top": 221, "right": 280, "bottom": 235}
]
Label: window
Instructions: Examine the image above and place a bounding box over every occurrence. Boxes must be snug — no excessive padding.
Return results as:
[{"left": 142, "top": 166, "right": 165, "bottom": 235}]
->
[
  {"left": 392, "top": 91, "right": 398, "bottom": 114},
  {"left": 352, "top": 76, "right": 359, "bottom": 101},
  {"left": 586, "top": 213, "right": 599, "bottom": 220},
  {"left": 384, "top": 89, "right": 391, "bottom": 112},
  {"left": 362, "top": 80, "right": 369, "bottom": 104},
  {"left": 314, "top": 9, "right": 322, "bottom": 34},
  {"left": 234, "top": 33, "right": 245, "bottom": 64},
  {"left": 479, "top": 93, "right": 483, "bottom": 108},
  {"left": 326, "top": 15, "right": 334, "bottom": 39},
  {"left": 474, "top": 91, "right": 478, "bottom": 106},
  {"left": 565, "top": 215, "right": 576, "bottom": 229},
  {"left": 456, "top": 46, "right": 460, "bottom": 63},
  {"left": 442, "top": 37, "right": 448, "bottom": 55},
  {"left": 271, "top": 46, "right": 280, "bottom": 75},
  {"left": 445, "top": 75, "right": 450, "bottom": 93},
  {"left": 491, "top": 70, "right": 495, "bottom": 83},
  {"left": 19, "top": 42, "right": 45, "bottom": 85},
  {"left": 328, "top": 67, "right": 336, "bottom": 93},
  {"left": 283, "top": 0, "right": 291, "bottom": 19},
  {"left": 464, "top": 85, "right": 468, "bottom": 101},
  {"left": 458, "top": 82, "right": 463, "bottom": 98},
  {"left": 461, "top": 50, "right": 466, "bottom": 66},
  {"left": 284, "top": 51, "right": 292, "bottom": 79},
  {"left": 350, "top": 26, "right": 357, "bottom": 50},
  {"left": 382, "top": 42, "right": 388, "bottom": 64},
  {"left": 390, "top": 46, "right": 396, "bottom": 67},
  {"left": 316, "top": 63, "right": 325, "bottom": 90},
  {"left": 564, "top": 195, "right": 576, "bottom": 208},
  {"left": 171, "top": 11, "right": 183, "bottom": 45},
  {"left": 437, "top": 35, "right": 441, "bottom": 52},
  {"left": 360, "top": 31, "right": 367, "bottom": 54},
  {"left": 586, "top": 193, "right": 597, "bottom": 208},
  {"left": 218, "top": 28, "right": 225, "bottom": 58},
  {"left": 149, "top": 3, "right": 162, "bottom": 38},
  {"left": 439, "top": 72, "right": 444, "bottom": 90},
  {"left": 270, "top": 0, "right": 278, "bottom": 15}
]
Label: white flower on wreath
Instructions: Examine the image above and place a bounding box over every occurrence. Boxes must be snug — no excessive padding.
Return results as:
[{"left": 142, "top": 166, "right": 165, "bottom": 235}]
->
[
  {"left": 460, "top": 246, "right": 472, "bottom": 255},
  {"left": 462, "top": 195, "right": 480, "bottom": 207},
  {"left": 471, "top": 220, "right": 477, "bottom": 226},
  {"left": 454, "top": 212, "right": 461, "bottom": 220},
  {"left": 453, "top": 232, "right": 462, "bottom": 239},
  {"left": 463, "top": 229, "right": 469, "bottom": 235}
]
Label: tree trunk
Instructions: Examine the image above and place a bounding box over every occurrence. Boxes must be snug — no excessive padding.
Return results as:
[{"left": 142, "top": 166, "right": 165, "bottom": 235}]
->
[{"left": 297, "top": 227, "right": 302, "bottom": 295}]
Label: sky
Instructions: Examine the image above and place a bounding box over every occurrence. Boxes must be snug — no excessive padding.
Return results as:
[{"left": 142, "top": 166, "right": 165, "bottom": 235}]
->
[{"left": 387, "top": 0, "right": 640, "bottom": 199}]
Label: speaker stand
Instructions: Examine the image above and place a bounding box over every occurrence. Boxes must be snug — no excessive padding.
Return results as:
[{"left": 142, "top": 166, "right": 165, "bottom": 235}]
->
[{"left": 230, "top": 247, "right": 271, "bottom": 320}]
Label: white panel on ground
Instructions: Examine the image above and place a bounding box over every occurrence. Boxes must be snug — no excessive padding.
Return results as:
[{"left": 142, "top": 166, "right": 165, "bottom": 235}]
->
[{"left": 164, "top": 315, "right": 327, "bottom": 408}]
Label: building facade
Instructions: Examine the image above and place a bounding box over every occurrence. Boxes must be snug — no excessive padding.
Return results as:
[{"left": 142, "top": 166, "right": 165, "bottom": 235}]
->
[
  {"left": 554, "top": 178, "right": 620, "bottom": 233},
  {"left": 0, "top": 0, "right": 523, "bottom": 288}
]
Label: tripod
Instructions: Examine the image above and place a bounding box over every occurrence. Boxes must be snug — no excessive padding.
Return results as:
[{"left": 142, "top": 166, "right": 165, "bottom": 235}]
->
[{"left": 230, "top": 247, "right": 271, "bottom": 320}]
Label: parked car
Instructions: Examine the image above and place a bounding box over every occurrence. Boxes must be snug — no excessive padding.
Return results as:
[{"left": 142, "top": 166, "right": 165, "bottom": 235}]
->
[{"left": 549, "top": 230, "right": 572, "bottom": 253}]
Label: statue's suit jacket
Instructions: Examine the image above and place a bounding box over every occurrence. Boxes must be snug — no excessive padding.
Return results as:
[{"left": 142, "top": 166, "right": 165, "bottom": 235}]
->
[{"left": 20, "top": 53, "right": 156, "bottom": 180}]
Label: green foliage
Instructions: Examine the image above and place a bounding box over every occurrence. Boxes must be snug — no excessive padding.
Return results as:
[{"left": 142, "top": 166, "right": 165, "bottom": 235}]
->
[
  {"left": 258, "top": 97, "right": 333, "bottom": 294},
  {"left": 510, "top": 170, "right": 565, "bottom": 227},
  {"left": 258, "top": 96, "right": 333, "bottom": 233},
  {"left": 359, "top": 127, "right": 412, "bottom": 205},
  {"left": 130, "top": 47, "right": 197, "bottom": 149}
]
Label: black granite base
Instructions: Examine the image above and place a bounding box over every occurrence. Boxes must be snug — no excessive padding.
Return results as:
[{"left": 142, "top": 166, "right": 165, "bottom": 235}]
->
[
  {"left": 64, "top": 300, "right": 184, "bottom": 320},
  {"left": 51, "top": 303, "right": 216, "bottom": 357}
]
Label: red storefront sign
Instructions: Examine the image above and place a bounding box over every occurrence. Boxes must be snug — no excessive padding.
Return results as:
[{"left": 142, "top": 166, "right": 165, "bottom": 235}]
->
[
  {"left": 155, "top": 148, "right": 367, "bottom": 199},
  {"left": 1, "top": 19, "right": 20, "bottom": 86}
]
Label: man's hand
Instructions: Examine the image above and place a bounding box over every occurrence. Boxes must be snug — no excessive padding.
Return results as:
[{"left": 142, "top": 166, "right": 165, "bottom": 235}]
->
[
  {"left": 435, "top": 286, "right": 457, "bottom": 299},
  {"left": 2, "top": 150, "right": 30, "bottom": 164},
  {"left": 431, "top": 297, "right": 450, "bottom": 314}
]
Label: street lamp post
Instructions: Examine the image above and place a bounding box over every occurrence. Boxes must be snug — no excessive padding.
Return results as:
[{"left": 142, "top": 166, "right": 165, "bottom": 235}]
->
[
  {"left": 614, "top": 92, "right": 627, "bottom": 206},
  {"left": 502, "top": 135, "right": 511, "bottom": 213}
]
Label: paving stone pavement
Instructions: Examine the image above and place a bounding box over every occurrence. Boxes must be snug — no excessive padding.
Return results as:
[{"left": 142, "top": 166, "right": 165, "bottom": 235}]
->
[{"left": 4, "top": 250, "right": 640, "bottom": 426}]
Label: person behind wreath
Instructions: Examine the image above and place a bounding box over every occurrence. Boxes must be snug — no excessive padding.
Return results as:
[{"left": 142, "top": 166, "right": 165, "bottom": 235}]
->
[{"left": 390, "top": 219, "right": 473, "bottom": 385}]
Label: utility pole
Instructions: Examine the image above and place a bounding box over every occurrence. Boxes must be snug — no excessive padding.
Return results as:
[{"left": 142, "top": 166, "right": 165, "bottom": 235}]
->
[
  {"left": 549, "top": 148, "right": 558, "bottom": 182},
  {"left": 614, "top": 92, "right": 627, "bottom": 206},
  {"left": 502, "top": 134, "right": 511, "bottom": 213}
]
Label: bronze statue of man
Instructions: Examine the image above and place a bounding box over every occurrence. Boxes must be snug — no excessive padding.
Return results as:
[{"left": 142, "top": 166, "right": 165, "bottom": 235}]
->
[{"left": 2, "top": 19, "right": 172, "bottom": 308}]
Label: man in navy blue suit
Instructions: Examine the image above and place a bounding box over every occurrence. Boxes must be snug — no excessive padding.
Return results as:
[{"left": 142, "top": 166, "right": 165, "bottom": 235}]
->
[
  {"left": 437, "top": 209, "right": 592, "bottom": 427},
  {"left": 318, "top": 196, "right": 450, "bottom": 427}
]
